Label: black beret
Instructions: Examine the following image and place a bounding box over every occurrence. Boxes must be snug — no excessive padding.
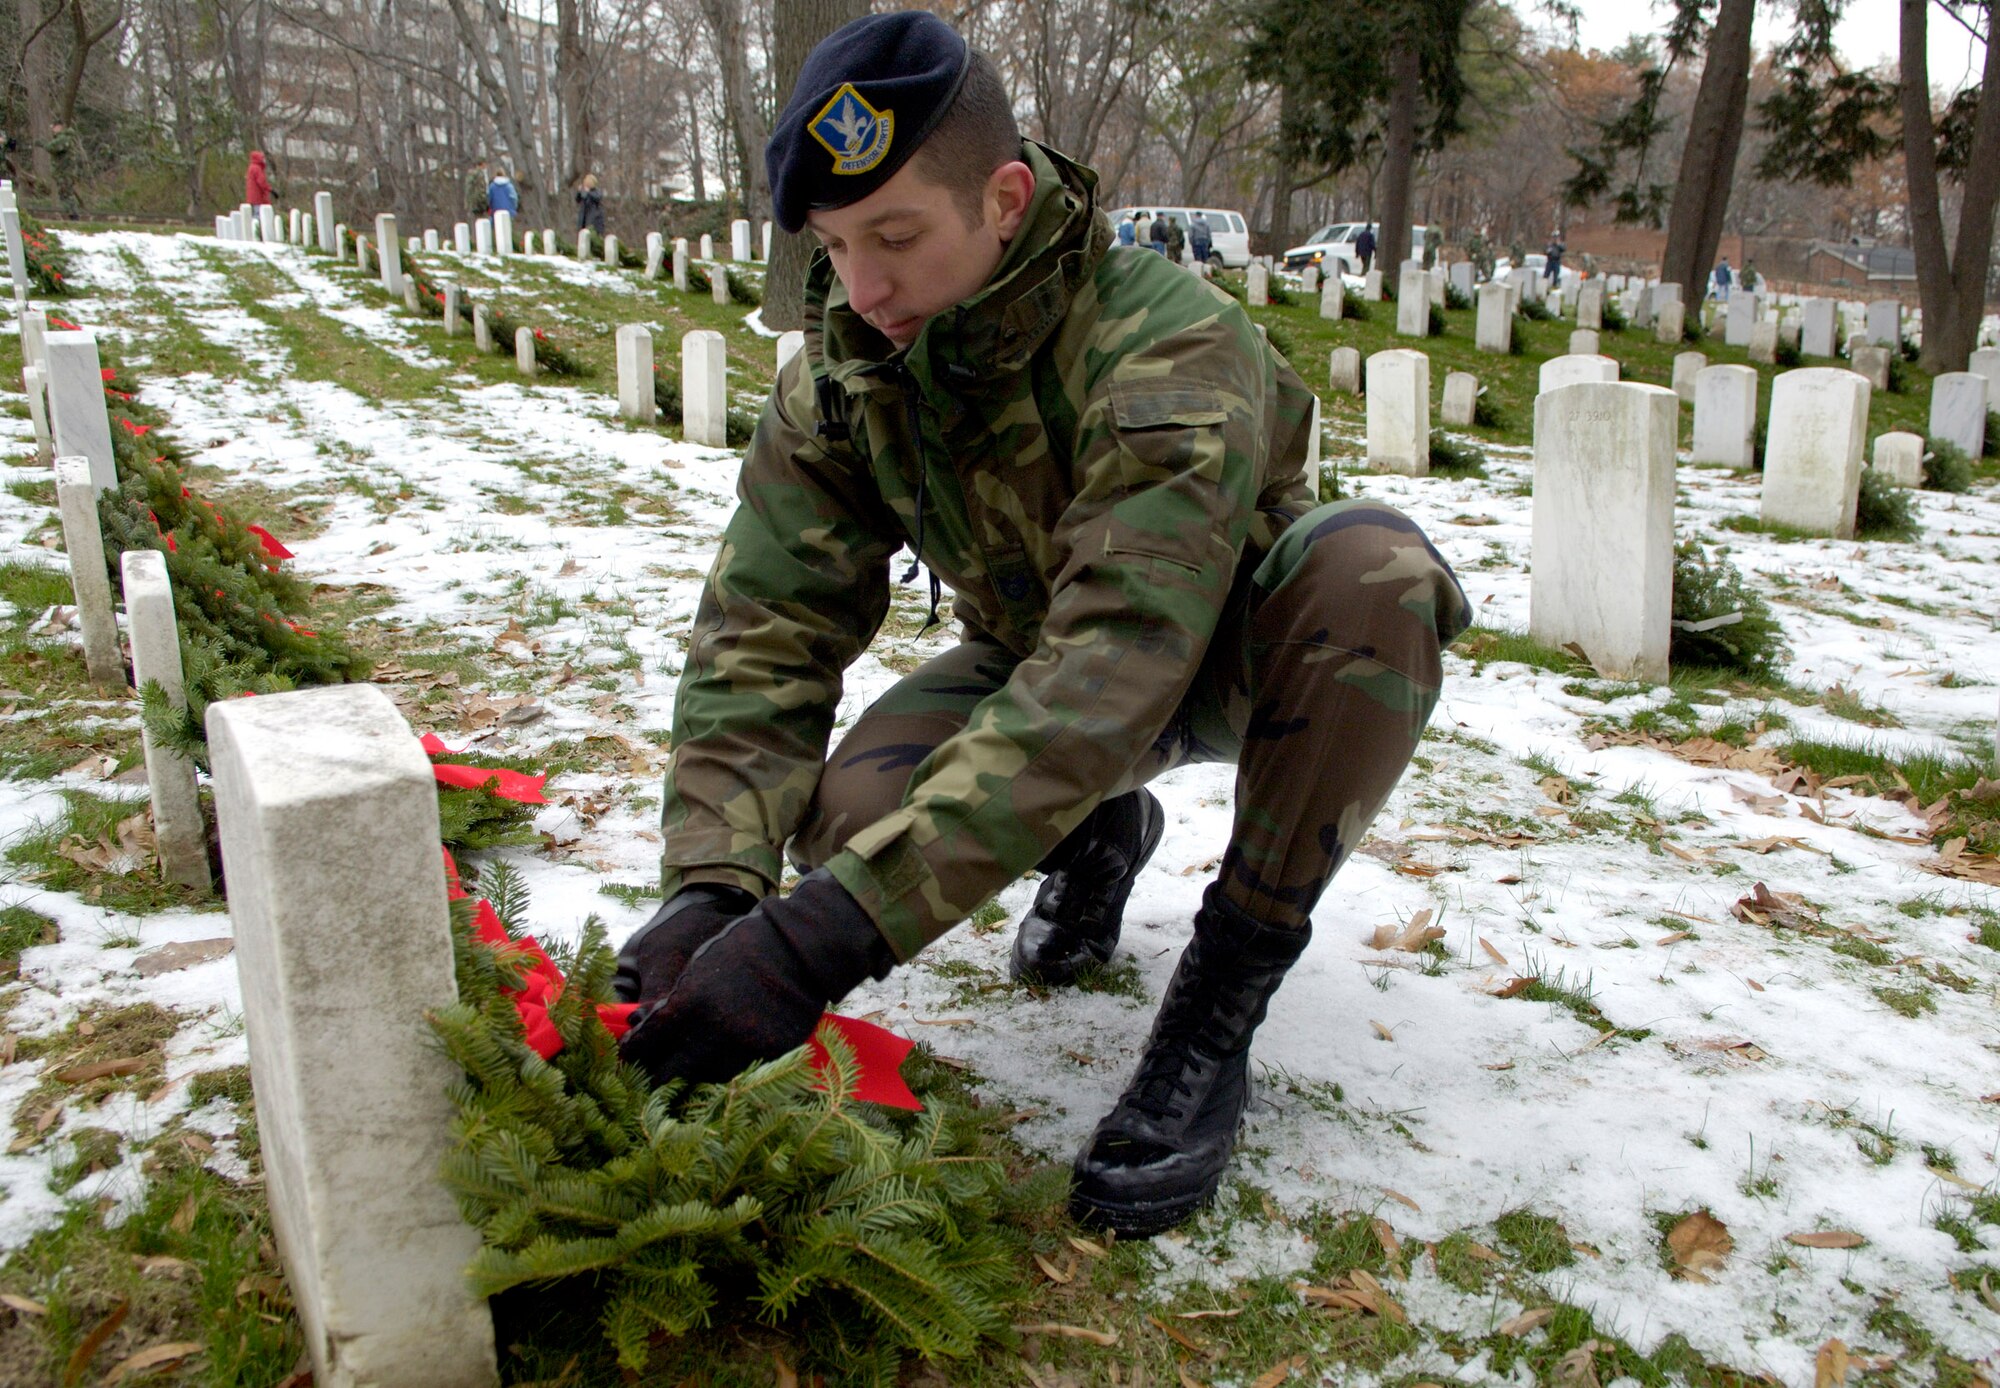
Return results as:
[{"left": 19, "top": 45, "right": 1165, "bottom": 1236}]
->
[{"left": 766, "top": 11, "right": 971, "bottom": 234}]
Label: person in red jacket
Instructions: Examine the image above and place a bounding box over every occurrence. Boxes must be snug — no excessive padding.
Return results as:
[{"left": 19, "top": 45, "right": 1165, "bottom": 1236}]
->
[{"left": 245, "top": 151, "right": 273, "bottom": 208}]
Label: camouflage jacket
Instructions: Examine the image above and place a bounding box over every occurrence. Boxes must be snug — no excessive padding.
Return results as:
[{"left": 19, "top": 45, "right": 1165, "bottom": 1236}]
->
[{"left": 660, "top": 141, "right": 1319, "bottom": 959}]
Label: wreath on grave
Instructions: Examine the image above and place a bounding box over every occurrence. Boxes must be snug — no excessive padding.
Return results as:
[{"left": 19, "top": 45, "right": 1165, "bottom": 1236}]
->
[
  {"left": 431, "top": 856, "right": 1028, "bottom": 1382},
  {"left": 14, "top": 208, "right": 70, "bottom": 296},
  {"left": 83, "top": 342, "right": 544, "bottom": 852},
  {"left": 684, "top": 261, "right": 762, "bottom": 307},
  {"left": 405, "top": 261, "right": 587, "bottom": 377},
  {"left": 651, "top": 371, "right": 758, "bottom": 446}
]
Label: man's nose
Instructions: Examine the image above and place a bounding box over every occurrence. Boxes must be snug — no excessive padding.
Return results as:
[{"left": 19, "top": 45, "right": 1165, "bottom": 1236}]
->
[{"left": 841, "top": 253, "right": 893, "bottom": 318}]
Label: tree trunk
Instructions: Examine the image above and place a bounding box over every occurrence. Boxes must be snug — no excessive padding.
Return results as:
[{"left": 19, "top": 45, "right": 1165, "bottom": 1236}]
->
[
  {"left": 762, "top": 0, "right": 869, "bottom": 330},
  {"left": 1660, "top": 0, "right": 1754, "bottom": 295},
  {"left": 683, "top": 86, "right": 707, "bottom": 206},
  {"left": 1900, "top": 0, "right": 2000, "bottom": 372},
  {"left": 1266, "top": 80, "right": 1303, "bottom": 256},
  {"left": 698, "top": 0, "right": 770, "bottom": 222},
  {"left": 557, "top": 0, "right": 594, "bottom": 188},
  {"left": 1378, "top": 37, "right": 1420, "bottom": 289}
]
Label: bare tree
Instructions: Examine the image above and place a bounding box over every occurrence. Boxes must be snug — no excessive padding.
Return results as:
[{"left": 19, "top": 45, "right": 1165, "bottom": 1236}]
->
[
  {"left": 696, "top": 0, "right": 770, "bottom": 219},
  {"left": 1899, "top": 0, "right": 1999, "bottom": 371},
  {"left": 763, "top": 0, "right": 869, "bottom": 331}
]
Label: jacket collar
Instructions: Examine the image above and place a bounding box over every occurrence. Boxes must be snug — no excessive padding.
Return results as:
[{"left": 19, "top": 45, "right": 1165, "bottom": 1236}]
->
[{"left": 805, "top": 141, "right": 1109, "bottom": 390}]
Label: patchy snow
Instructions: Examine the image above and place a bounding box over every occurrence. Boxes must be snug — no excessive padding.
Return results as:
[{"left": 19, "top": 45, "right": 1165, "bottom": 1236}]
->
[{"left": 5, "top": 228, "right": 1998, "bottom": 1379}]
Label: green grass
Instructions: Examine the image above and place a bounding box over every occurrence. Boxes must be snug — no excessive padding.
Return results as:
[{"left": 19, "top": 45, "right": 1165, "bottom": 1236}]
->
[
  {"left": 2, "top": 790, "right": 216, "bottom": 915},
  {"left": 0, "top": 904, "right": 56, "bottom": 979},
  {"left": 1778, "top": 738, "right": 1997, "bottom": 851}
]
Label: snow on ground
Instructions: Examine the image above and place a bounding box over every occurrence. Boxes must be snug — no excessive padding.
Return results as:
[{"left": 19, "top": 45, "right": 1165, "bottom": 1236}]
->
[{"left": 5, "top": 229, "right": 1998, "bottom": 1381}]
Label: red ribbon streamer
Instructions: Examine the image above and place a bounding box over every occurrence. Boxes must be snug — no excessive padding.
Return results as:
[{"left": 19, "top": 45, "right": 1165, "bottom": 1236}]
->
[
  {"left": 244, "top": 524, "right": 293, "bottom": 559},
  {"left": 117, "top": 418, "right": 150, "bottom": 436},
  {"left": 420, "top": 732, "right": 547, "bottom": 804},
  {"left": 49, "top": 316, "right": 79, "bottom": 331},
  {"left": 439, "top": 849, "right": 919, "bottom": 1109}
]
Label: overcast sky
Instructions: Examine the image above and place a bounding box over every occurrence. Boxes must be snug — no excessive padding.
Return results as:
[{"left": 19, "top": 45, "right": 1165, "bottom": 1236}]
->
[{"left": 1564, "top": 0, "right": 1989, "bottom": 94}]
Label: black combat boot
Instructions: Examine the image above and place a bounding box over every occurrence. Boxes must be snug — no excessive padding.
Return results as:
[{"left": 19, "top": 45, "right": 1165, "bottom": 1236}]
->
[
  {"left": 1009, "top": 789, "right": 1164, "bottom": 985},
  {"left": 1068, "top": 885, "right": 1311, "bottom": 1236}
]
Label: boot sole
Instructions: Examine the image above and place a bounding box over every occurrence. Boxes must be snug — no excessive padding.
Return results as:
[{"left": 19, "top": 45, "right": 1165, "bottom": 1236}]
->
[
  {"left": 1010, "top": 793, "right": 1166, "bottom": 986},
  {"left": 1067, "top": 1178, "right": 1221, "bottom": 1239}
]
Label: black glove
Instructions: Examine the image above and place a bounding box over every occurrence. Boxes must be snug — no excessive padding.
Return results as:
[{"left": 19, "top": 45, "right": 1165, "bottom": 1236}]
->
[
  {"left": 611, "top": 883, "right": 757, "bottom": 1005},
  {"left": 618, "top": 869, "right": 896, "bottom": 1088}
]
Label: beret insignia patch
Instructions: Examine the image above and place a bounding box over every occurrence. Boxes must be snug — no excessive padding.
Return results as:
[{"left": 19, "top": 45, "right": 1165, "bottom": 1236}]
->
[{"left": 810, "top": 83, "right": 894, "bottom": 174}]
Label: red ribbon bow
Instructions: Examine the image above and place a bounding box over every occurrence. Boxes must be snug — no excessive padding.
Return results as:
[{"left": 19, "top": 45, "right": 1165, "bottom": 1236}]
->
[
  {"left": 244, "top": 524, "right": 293, "bottom": 559},
  {"left": 441, "top": 849, "right": 919, "bottom": 1108},
  {"left": 420, "top": 733, "right": 547, "bottom": 804}
]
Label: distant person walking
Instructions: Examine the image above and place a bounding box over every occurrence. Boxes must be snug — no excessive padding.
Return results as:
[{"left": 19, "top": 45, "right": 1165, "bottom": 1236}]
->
[
  {"left": 467, "top": 159, "right": 491, "bottom": 219},
  {"left": 575, "top": 173, "right": 606, "bottom": 237},
  {"left": 1189, "top": 211, "right": 1212, "bottom": 264},
  {"left": 1134, "top": 211, "right": 1153, "bottom": 246},
  {"left": 1148, "top": 214, "right": 1169, "bottom": 255},
  {"left": 1543, "top": 232, "right": 1565, "bottom": 283},
  {"left": 1712, "top": 257, "right": 1733, "bottom": 299},
  {"left": 245, "top": 150, "right": 273, "bottom": 210},
  {"left": 1163, "top": 215, "right": 1185, "bottom": 263},
  {"left": 1354, "top": 224, "right": 1377, "bottom": 275},
  {"left": 487, "top": 169, "right": 520, "bottom": 218},
  {"left": 1116, "top": 213, "right": 1137, "bottom": 247},
  {"left": 1739, "top": 259, "right": 1759, "bottom": 293}
]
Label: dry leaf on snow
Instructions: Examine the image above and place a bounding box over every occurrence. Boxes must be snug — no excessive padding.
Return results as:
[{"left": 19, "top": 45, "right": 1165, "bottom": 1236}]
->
[
  {"left": 1787, "top": 1230, "right": 1865, "bottom": 1249},
  {"left": 1816, "top": 1337, "right": 1849, "bottom": 1387},
  {"left": 1497, "top": 1306, "right": 1555, "bottom": 1337},
  {"left": 1368, "top": 908, "right": 1443, "bottom": 953},
  {"left": 1666, "top": 1211, "right": 1733, "bottom": 1281},
  {"left": 1249, "top": 1356, "right": 1305, "bottom": 1388}
]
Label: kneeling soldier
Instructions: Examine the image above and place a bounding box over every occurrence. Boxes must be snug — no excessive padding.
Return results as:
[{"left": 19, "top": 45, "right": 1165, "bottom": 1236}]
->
[{"left": 614, "top": 10, "right": 1471, "bottom": 1237}]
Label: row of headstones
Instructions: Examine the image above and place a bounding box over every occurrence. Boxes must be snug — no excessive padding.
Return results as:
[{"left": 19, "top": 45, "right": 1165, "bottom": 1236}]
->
[
  {"left": 2, "top": 183, "right": 32, "bottom": 309},
  {"left": 11, "top": 318, "right": 214, "bottom": 890},
  {"left": 1522, "top": 367, "right": 1958, "bottom": 688},
  {"left": 1261, "top": 250, "right": 1975, "bottom": 387},
  {"left": 1687, "top": 355, "right": 1992, "bottom": 471},
  {"left": 220, "top": 189, "right": 775, "bottom": 269}
]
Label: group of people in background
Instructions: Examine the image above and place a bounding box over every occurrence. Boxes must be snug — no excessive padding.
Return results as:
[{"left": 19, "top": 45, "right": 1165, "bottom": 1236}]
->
[
  {"left": 463, "top": 158, "right": 605, "bottom": 240},
  {"left": 1115, "top": 209, "right": 1215, "bottom": 265},
  {"left": 1710, "top": 256, "right": 1759, "bottom": 298}
]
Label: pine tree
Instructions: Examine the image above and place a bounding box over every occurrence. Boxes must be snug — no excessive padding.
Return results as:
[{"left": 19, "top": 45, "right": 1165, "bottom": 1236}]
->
[{"left": 431, "top": 884, "right": 1028, "bottom": 1382}]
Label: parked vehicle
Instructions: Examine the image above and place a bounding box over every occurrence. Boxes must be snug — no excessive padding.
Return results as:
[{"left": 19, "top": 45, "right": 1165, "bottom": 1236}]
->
[
  {"left": 1106, "top": 206, "right": 1252, "bottom": 269},
  {"left": 1282, "top": 221, "right": 1428, "bottom": 275}
]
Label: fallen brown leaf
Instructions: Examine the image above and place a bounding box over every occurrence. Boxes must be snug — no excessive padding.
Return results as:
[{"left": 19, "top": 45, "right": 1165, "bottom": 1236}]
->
[
  {"left": 1667, "top": 1210, "right": 1732, "bottom": 1281},
  {"left": 1066, "top": 1235, "right": 1107, "bottom": 1258},
  {"left": 1248, "top": 1356, "right": 1305, "bottom": 1388},
  {"left": 132, "top": 939, "right": 234, "bottom": 977},
  {"left": 1368, "top": 908, "right": 1443, "bottom": 953},
  {"left": 1381, "top": 1187, "right": 1421, "bottom": 1211},
  {"left": 1816, "top": 1337, "right": 1849, "bottom": 1387},
  {"left": 1786, "top": 1230, "right": 1865, "bottom": 1249},
  {"left": 1033, "top": 1253, "right": 1072, "bottom": 1285},
  {"left": 1012, "top": 1322, "right": 1117, "bottom": 1347},
  {"left": 60, "top": 1299, "right": 127, "bottom": 1387},
  {"left": 1479, "top": 937, "right": 1509, "bottom": 967},
  {"left": 1370, "top": 1020, "right": 1395, "bottom": 1042},
  {"left": 1146, "top": 1314, "right": 1207, "bottom": 1356},
  {"left": 100, "top": 1341, "right": 203, "bottom": 1385},
  {"left": 0, "top": 1293, "right": 46, "bottom": 1316},
  {"left": 52, "top": 1057, "right": 147, "bottom": 1084},
  {"left": 1497, "top": 1306, "right": 1555, "bottom": 1337},
  {"left": 1492, "top": 976, "right": 1537, "bottom": 999},
  {"left": 1656, "top": 931, "right": 1691, "bottom": 945}
]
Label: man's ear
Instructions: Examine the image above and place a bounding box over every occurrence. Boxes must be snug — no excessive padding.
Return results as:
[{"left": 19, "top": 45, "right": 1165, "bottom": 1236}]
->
[{"left": 988, "top": 160, "right": 1037, "bottom": 241}]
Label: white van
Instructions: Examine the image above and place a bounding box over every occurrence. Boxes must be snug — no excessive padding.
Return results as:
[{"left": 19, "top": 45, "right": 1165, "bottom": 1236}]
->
[
  {"left": 1107, "top": 206, "right": 1252, "bottom": 269},
  {"left": 1282, "top": 222, "right": 1428, "bottom": 276}
]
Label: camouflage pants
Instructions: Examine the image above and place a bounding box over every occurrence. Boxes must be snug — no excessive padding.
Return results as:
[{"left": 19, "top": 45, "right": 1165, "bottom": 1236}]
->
[{"left": 791, "top": 500, "right": 1471, "bottom": 933}]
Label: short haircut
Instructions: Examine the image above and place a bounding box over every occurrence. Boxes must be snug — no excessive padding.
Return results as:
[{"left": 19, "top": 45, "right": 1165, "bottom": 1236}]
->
[{"left": 912, "top": 50, "right": 1021, "bottom": 228}]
